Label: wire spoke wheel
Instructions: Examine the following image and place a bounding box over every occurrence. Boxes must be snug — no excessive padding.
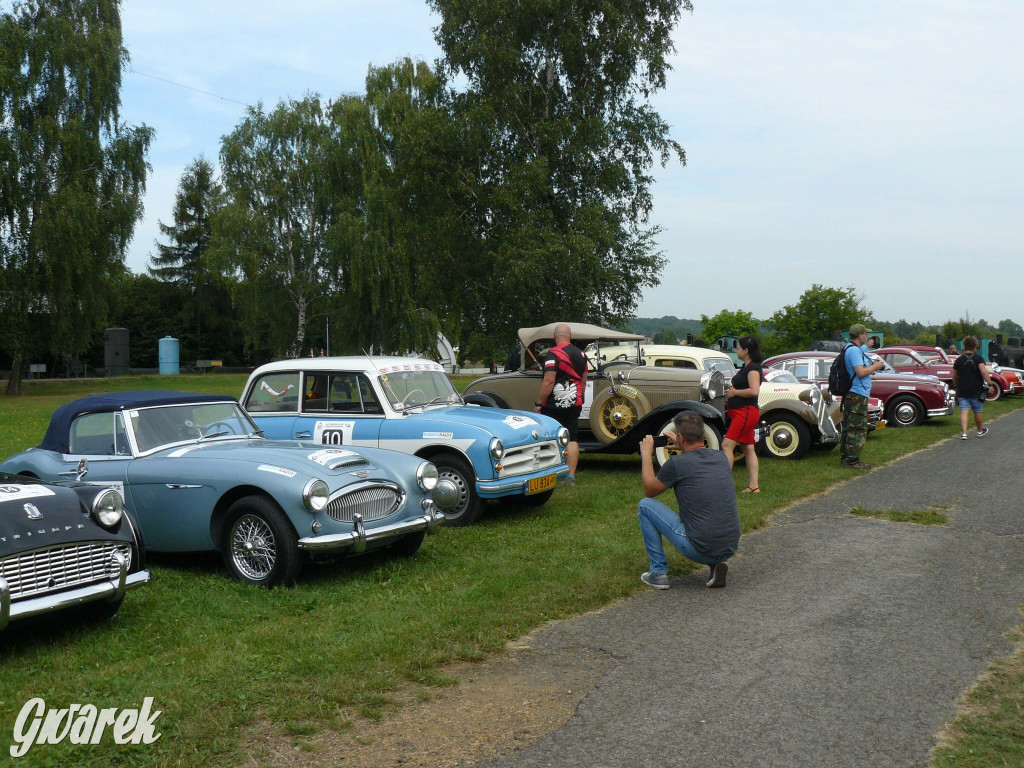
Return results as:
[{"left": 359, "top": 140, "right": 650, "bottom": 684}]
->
[{"left": 230, "top": 513, "right": 277, "bottom": 581}]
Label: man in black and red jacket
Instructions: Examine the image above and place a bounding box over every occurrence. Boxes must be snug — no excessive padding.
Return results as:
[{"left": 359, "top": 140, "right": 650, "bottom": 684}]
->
[{"left": 534, "top": 323, "right": 587, "bottom": 485}]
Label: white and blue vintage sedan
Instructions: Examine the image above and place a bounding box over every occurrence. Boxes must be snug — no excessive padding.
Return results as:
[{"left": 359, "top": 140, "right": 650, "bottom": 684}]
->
[
  {"left": 241, "top": 358, "right": 570, "bottom": 526},
  {"left": 0, "top": 392, "right": 454, "bottom": 587}
]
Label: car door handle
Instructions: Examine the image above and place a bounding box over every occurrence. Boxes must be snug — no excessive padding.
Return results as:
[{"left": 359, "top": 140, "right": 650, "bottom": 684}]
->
[{"left": 295, "top": 431, "right": 311, "bottom": 439}]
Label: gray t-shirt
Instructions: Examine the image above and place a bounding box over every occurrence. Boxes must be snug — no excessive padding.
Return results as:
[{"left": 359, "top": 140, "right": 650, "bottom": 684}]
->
[{"left": 656, "top": 448, "right": 740, "bottom": 559}]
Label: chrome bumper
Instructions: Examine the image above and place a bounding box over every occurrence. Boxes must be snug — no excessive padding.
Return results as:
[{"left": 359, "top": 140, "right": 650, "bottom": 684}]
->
[
  {"left": 0, "top": 554, "right": 151, "bottom": 631},
  {"left": 477, "top": 465, "right": 570, "bottom": 497},
  {"left": 928, "top": 405, "right": 955, "bottom": 417},
  {"left": 819, "top": 416, "right": 840, "bottom": 444},
  {"left": 297, "top": 503, "right": 445, "bottom": 554}
]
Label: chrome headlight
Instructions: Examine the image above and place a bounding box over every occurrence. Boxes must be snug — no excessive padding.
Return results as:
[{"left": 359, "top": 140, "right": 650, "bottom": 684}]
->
[
  {"left": 303, "top": 479, "right": 329, "bottom": 511},
  {"left": 557, "top": 427, "right": 570, "bottom": 448},
  {"left": 700, "top": 370, "right": 725, "bottom": 400},
  {"left": 489, "top": 438, "right": 505, "bottom": 461},
  {"left": 417, "top": 461, "right": 439, "bottom": 492},
  {"left": 798, "top": 387, "right": 821, "bottom": 406},
  {"left": 92, "top": 489, "right": 125, "bottom": 528}
]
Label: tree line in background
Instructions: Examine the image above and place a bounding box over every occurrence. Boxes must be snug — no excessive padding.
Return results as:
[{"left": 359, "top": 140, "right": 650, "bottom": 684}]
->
[
  {"left": 625, "top": 284, "right": 1024, "bottom": 355},
  {"left": 1, "top": 0, "right": 691, "bottom": 393}
]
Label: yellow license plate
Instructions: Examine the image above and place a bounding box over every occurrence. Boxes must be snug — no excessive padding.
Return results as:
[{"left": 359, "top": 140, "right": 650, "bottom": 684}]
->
[
  {"left": 527, "top": 474, "right": 557, "bottom": 494},
  {"left": 875, "top": 420, "right": 887, "bottom": 430}
]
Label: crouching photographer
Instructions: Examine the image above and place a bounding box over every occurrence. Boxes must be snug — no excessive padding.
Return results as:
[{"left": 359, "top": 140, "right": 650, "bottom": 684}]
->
[{"left": 637, "top": 411, "right": 740, "bottom": 590}]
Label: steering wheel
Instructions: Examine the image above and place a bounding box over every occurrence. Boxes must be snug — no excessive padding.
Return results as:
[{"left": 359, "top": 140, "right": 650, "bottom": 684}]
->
[
  {"left": 401, "top": 389, "right": 427, "bottom": 408},
  {"left": 203, "top": 421, "right": 238, "bottom": 437}
]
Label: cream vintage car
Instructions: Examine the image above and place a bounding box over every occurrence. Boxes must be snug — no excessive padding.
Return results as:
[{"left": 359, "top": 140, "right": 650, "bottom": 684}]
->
[
  {"left": 606, "top": 345, "right": 843, "bottom": 460},
  {"left": 463, "top": 323, "right": 727, "bottom": 468}
]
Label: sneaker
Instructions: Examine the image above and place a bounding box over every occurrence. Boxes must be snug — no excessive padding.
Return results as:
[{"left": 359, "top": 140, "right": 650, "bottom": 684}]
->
[
  {"left": 977, "top": 428, "right": 989, "bottom": 438},
  {"left": 563, "top": 476, "right": 576, "bottom": 487},
  {"left": 706, "top": 562, "right": 728, "bottom": 588},
  {"left": 959, "top": 433, "right": 968, "bottom": 440},
  {"left": 640, "top": 571, "right": 670, "bottom": 589}
]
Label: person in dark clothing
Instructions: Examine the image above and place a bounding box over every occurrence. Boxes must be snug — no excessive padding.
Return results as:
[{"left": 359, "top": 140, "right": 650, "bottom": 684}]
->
[
  {"left": 952, "top": 335, "right": 994, "bottom": 439},
  {"left": 637, "top": 411, "right": 740, "bottom": 590},
  {"left": 722, "top": 335, "right": 763, "bottom": 493},
  {"left": 535, "top": 323, "right": 587, "bottom": 485}
]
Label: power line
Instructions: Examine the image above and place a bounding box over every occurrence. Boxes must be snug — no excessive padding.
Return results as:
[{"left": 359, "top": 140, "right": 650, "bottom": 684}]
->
[{"left": 128, "top": 68, "right": 251, "bottom": 108}]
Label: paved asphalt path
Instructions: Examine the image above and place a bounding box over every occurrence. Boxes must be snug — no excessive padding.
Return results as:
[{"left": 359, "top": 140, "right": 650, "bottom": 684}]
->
[{"left": 474, "top": 409, "right": 1024, "bottom": 768}]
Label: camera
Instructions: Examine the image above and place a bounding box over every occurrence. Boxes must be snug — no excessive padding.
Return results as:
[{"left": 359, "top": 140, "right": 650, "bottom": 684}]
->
[{"left": 651, "top": 434, "right": 670, "bottom": 448}]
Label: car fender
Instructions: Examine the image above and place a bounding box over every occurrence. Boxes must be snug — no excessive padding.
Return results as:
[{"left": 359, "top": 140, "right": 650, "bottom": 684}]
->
[
  {"left": 632, "top": 400, "right": 727, "bottom": 436},
  {"left": 758, "top": 399, "right": 817, "bottom": 426}
]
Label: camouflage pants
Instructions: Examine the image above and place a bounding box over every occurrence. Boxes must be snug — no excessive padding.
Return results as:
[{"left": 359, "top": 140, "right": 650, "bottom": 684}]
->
[{"left": 840, "top": 392, "right": 869, "bottom": 463}]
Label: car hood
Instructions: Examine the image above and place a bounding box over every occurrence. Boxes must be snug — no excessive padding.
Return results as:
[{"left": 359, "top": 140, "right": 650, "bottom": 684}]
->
[
  {"left": 0, "top": 482, "right": 124, "bottom": 546},
  {"left": 400, "top": 406, "right": 561, "bottom": 444},
  {"left": 152, "top": 439, "right": 418, "bottom": 478}
]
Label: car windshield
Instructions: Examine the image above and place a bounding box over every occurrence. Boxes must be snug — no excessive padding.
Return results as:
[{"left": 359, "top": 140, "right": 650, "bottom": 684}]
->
[
  {"left": 130, "top": 402, "right": 259, "bottom": 453},
  {"left": 376, "top": 370, "right": 461, "bottom": 410},
  {"left": 583, "top": 341, "right": 642, "bottom": 370},
  {"left": 763, "top": 369, "right": 799, "bottom": 384},
  {"left": 706, "top": 358, "right": 736, "bottom": 376}
]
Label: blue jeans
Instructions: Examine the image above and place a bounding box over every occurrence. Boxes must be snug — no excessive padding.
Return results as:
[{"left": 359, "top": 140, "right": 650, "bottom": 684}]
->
[
  {"left": 637, "top": 497, "right": 723, "bottom": 574},
  {"left": 957, "top": 396, "right": 985, "bottom": 413}
]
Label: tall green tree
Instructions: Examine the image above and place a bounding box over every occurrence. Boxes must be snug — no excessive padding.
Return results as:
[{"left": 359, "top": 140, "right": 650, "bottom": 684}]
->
[
  {"left": 0, "top": 0, "right": 152, "bottom": 394},
  {"left": 148, "top": 157, "right": 234, "bottom": 361},
  {"left": 429, "top": 0, "right": 690, "bottom": 357},
  {"left": 768, "top": 285, "right": 871, "bottom": 351},
  {"left": 213, "top": 97, "right": 338, "bottom": 359},
  {"left": 700, "top": 309, "right": 760, "bottom": 345},
  {"left": 328, "top": 59, "right": 464, "bottom": 355}
]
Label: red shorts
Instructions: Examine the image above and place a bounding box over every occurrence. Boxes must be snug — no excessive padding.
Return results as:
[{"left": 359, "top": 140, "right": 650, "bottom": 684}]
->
[{"left": 725, "top": 405, "right": 760, "bottom": 445}]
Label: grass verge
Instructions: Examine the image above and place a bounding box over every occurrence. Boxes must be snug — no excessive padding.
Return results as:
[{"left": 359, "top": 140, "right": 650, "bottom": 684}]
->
[
  {"left": 0, "top": 375, "right": 1021, "bottom": 766},
  {"left": 850, "top": 506, "right": 949, "bottom": 525}
]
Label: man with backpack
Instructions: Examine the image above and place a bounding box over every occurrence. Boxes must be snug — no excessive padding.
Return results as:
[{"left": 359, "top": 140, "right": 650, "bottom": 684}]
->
[
  {"left": 839, "top": 323, "right": 885, "bottom": 469},
  {"left": 952, "top": 336, "right": 994, "bottom": 440}
]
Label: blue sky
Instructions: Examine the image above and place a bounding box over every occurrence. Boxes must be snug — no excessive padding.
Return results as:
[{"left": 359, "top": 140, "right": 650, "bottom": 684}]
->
[{"left": 120, "top": 0, "right": 1024, "bottom": 328}]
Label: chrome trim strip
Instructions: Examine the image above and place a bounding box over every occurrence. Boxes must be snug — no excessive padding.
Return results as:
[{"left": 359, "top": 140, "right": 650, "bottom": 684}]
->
[
  {"left": 297, "top": 506, "right": 445, "bottom": 552},
  {"left": 165, "top": 484, "right": 203, "bottom": 489},
  {"left": 2, "top": 570, "right": 150, "bottom": 627}
]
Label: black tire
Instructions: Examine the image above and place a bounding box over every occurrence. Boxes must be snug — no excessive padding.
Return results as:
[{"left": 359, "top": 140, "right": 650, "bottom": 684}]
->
[
  {"left": 886, "top": 394, "right": 924, "bottom": 427},
  {"left": 985, "top": 382, "right": 1002, "bottom": 402},
  {"left": 463, "top": 392, "right": 510, "bottom": 409},
  {"left": 518, "top": 489, "right": 555, "bottom": 507},
  {"left": 757, "top": 413, "right": 811, "bottom": 460},
  {"left": 390, "top": 530, "right": 425, "bottom": 557},
  {"left": 94, "top": 596, "right": 125, "bottom": 621},
  {"left": 221, "top": 496, "right": 301, "bottom": 587},
  {"left": 434, "top": 453, "right": 483, "bottom": 526},
  {"left": 653, "top": 416, "right": 723, "bottom": 469}
]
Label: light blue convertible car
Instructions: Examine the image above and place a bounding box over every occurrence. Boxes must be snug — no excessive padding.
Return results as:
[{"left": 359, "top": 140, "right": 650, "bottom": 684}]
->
[
  {"left": 241, "top": 358, "right": 570, "bottom": 526},
  {"left": 0, "top": 391, "right": 455, "bottom": 587}
]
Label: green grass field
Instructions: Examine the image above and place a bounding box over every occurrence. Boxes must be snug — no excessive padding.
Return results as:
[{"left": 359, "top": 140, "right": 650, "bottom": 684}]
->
[{"left": 0, "top": 375, "right": 1021, "bottom": 767}]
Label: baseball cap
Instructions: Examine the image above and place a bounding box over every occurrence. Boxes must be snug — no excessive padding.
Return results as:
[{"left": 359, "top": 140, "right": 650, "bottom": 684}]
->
[{"left": 849, "top": 323, "right": 868, "bottom": 336}]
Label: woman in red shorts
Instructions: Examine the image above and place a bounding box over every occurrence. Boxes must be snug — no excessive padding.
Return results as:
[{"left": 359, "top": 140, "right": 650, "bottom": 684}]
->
[{"left": 722, "top": 336, "right": 763, "bottom": 493}]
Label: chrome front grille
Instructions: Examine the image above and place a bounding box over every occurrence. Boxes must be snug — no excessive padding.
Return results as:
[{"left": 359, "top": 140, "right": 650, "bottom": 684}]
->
[
  {"left": 498, "top": 440, "right": 563, "bottom": 478},
  {"left": 0, "top": 542, "right": 132, "bottom": 600},
  {"left": 325, "top": 484, "right": 404, "bottom": 523}
]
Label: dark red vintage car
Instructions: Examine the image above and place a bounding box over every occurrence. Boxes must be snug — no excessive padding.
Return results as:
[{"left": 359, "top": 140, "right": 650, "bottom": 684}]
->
[
  {"left": 763, "top": 351, "right": 956, "bottom": 428},
  {"left": 896, "top": 345, "right": 1023, "bottom": 400}
]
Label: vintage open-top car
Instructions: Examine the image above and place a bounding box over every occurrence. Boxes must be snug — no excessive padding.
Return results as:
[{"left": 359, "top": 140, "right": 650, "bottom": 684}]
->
[
  {"left": 0, "top": 471, "right": 149, "bottom": 630},
  {"left": 765, "top": 351, "right": 955, "bottom": 427},
  {"left": 463, "top": 323, "right": 727, "bottom": 468},
  {"left": 0, "top": 391, "right": 454, "bottom": 587},
  {"left": 240, "top": 358, "right": 569, "bottom": 526}
]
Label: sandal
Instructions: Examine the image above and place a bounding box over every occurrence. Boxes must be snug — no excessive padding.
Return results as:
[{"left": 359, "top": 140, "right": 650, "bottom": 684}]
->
[{"left": 741, "top": 486, "right": 760, "bottom": 494}]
